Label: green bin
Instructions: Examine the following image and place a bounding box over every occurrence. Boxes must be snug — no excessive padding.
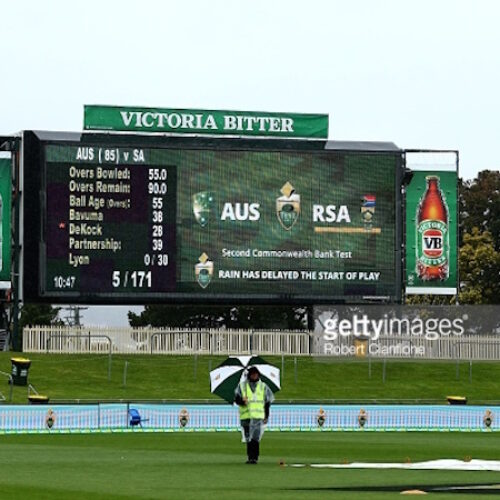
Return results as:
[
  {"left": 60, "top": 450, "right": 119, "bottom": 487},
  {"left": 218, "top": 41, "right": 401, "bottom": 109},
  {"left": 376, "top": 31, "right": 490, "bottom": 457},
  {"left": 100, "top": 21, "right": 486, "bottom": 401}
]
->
[{"left": 10, "top": 357, "right": 31, "bottom": 386}]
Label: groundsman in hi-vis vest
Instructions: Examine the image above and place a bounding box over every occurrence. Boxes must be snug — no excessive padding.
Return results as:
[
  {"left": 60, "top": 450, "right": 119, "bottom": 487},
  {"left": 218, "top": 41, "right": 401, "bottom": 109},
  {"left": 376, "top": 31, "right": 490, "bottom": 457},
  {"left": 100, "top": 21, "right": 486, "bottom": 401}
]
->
[{"left": 234, "top": 366, "right": 274, "bottom": 464}]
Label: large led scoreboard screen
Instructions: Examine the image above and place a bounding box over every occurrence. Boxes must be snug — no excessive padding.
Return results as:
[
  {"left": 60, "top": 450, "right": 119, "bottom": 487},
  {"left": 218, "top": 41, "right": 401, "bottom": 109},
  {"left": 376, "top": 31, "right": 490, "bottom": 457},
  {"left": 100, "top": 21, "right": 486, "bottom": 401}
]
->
[{"left": 23, "top": 134, "right": 401, "bottom": 303}]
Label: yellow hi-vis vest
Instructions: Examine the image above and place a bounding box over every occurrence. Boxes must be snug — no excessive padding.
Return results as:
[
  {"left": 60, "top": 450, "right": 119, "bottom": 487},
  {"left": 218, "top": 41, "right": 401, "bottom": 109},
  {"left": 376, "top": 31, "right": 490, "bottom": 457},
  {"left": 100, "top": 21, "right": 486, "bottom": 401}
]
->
[{"left": 239, "top": 380, "right": 266, "bottom": 420}]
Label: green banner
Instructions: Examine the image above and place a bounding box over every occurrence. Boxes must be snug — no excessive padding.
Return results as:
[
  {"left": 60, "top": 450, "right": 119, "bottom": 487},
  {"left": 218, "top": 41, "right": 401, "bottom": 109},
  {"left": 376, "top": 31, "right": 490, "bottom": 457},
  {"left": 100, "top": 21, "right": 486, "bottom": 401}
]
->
[
  {"left": 0, "top": 159, "right": 11, "bottom": 282},
  {"left": 84, "top": 105, "right": 328, "bottom": 139},
  {"left": 406, "top": 170, "right": 457, "bottom": 295}
]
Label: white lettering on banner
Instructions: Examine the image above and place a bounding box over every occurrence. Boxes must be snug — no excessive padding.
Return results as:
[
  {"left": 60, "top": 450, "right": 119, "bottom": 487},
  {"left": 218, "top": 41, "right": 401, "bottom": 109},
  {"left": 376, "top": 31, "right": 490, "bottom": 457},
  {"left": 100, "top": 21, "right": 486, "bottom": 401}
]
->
[
  {"left": 120, "top": 111, "right": 219, "bottom": 131},
  {"left": 268, "top": 118, "right": 280, "bottom": 132},
  {"left": 181, "top": 114, "right": 195, "bottom": 129},
  {"left": 245, "top": 117, "right": 257, "bottom": 131},
  {"left": 168, "top": 113, "right": 181, "bottom": 129},
  {"left": 120, "top": 111, "right": 296, "bottom": 134},
  {"left": 121, "top": 112, "right": 135, "bottom": 127},
  {"left": 142, "top": 113, "right": 155, "bottom": 127},
  {"left": 205, "top": 115, "right": 218, "bottom": 130},
  {"left": 223, "top": 115, "right": 295, "bottom": 134},
  {"left": 224, "top": 115, "right": 237, "bottom": 130}
]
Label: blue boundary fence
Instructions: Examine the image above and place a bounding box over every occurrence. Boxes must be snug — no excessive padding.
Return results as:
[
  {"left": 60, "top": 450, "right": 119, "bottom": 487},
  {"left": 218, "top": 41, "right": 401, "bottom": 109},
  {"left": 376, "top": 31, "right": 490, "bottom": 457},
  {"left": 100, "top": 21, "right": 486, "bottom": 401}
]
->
[{"left": 0, "top": 404, "right": 498, "bottom": 434}]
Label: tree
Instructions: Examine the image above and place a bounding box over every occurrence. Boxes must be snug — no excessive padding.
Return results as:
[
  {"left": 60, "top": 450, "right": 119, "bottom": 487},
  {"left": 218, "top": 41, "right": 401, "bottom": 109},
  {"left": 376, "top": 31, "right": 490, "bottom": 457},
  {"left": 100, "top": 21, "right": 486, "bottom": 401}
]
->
[
  {"left": 406, "top": 293, "right": 455, "bottom": 305},
  {"left": 128, "top": 305, "right": 308, "bottom": 330},
  {"left": 458, "top": 228, "right": 500, "bottom": 304},
  {"left": 460, "top": 170, "right": 500, "bottom": 250},
  {"left": 19, "top": 304, "right": 62, "bottom": 329}
]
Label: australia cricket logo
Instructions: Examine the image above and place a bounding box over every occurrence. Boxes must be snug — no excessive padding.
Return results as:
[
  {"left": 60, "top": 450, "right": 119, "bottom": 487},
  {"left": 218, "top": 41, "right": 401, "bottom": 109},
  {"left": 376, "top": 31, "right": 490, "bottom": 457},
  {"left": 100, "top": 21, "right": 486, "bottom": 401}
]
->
[
  {"left": 361, "top": 195, "right": 376, "bottom": 227},
  {"left": 195, "top": 253, "right": 214, "bottom": 289},
  {"left": 276, "top": 182, "right": 300, "bottom": 230},
  {"left": 192, "top": 191, "right": 215, "bottom": 228}
]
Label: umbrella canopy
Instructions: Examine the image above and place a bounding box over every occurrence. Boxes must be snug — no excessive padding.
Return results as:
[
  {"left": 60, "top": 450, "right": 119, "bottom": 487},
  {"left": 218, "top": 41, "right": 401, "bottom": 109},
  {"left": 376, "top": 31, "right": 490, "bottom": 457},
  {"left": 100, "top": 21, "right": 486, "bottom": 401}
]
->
[{"left": 210, "top": 355, "right": 281, "bottom": 404}]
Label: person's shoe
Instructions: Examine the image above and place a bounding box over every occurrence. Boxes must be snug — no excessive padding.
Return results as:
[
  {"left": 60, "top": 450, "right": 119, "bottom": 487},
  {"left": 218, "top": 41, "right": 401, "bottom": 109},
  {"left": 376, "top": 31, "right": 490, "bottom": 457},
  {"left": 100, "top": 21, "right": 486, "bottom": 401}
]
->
[
  {"left": 249, "top": 459, "right": 257, "bottom": 464},
  {"left": 245, "top": 459, "right": 252, "bottom": 464}
]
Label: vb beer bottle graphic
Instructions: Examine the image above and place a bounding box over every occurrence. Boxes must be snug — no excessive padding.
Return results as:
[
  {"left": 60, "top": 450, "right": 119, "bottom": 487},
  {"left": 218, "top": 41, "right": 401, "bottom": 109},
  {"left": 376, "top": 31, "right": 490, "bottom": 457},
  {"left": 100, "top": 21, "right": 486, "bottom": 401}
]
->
[{"left": 416, "top": 175, "right": 449, "bottom": 280}]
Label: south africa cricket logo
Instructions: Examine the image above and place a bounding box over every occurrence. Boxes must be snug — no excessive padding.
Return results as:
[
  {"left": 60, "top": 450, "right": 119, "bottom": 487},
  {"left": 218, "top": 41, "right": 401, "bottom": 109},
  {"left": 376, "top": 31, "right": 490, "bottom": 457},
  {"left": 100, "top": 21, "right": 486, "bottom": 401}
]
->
[
  {"left": 195, "top": 253, "right": 214, "bottom": 289},
  {"left": 361, "top": 195, "right": 376, "bottom": 227},
  {"left": 276, "top": 182, "right": 300, "bottom": 230},
  {"left": 192, "top": 191, "right": 215, "bottom": 228}
]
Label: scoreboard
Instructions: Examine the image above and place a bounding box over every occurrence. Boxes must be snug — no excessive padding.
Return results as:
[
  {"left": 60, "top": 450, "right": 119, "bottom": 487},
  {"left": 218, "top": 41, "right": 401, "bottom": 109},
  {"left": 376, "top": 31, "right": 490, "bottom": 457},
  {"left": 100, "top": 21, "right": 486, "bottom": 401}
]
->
[{"left": 21, "top": 132, "right": 402, "bottom": 303}]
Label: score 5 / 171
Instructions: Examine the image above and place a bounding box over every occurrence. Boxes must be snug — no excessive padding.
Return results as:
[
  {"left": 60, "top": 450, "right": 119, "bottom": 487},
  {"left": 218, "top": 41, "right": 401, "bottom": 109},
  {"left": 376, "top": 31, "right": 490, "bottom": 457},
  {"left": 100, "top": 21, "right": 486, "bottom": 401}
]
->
[{"left": 112, "top": 270, "right": 152, "bottom": 288}]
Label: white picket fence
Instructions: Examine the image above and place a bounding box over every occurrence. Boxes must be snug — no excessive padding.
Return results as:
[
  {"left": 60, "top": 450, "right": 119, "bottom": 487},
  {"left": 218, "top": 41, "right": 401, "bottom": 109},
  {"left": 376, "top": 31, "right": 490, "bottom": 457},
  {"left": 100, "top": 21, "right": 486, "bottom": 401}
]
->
[
  {"left": 22, "top": 326, "right": 500, "bottom": 360},
  {"left": 22, "top": 326, "right": 311, "bottom": 356}
]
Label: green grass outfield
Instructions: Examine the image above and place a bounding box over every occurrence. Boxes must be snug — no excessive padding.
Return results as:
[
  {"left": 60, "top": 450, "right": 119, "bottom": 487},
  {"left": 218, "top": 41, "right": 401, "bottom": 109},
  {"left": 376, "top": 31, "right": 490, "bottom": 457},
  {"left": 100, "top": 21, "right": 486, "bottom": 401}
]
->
[
  {"left": 2, "top": 432, "right": 500, "bottom": 499},
  {"left": 1, "top": 352, "right": 500, "bottom": 403}
]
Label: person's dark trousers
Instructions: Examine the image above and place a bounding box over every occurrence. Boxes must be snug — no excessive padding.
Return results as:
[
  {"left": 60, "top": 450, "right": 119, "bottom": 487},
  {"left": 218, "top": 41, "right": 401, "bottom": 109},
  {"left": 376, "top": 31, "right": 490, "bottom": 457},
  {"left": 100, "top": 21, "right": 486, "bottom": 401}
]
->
[{"left": 249, "top": 440, "right": 260, "bottom": 463}]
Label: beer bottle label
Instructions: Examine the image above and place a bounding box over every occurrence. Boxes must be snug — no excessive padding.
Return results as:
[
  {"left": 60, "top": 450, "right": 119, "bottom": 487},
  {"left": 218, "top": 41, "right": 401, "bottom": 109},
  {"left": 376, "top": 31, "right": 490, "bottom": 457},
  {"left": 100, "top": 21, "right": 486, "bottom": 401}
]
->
[{"left": 416, "top": 219, "right": 448, "bottom": 266}]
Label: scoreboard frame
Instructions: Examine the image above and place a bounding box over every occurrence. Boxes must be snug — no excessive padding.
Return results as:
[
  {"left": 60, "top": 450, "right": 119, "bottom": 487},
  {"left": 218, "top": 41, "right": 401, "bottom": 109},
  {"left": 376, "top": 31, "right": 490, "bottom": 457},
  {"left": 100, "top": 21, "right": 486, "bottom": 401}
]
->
[{"left": 20, "top": 130, "right": 403, "bottom": 305}]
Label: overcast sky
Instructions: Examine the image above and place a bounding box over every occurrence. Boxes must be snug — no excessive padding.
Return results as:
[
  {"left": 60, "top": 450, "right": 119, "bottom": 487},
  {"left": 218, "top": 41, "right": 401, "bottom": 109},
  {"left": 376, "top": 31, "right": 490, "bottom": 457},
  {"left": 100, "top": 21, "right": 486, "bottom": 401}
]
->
[{"left": 2, "top": 0, "right": 498, "bottom": 325}]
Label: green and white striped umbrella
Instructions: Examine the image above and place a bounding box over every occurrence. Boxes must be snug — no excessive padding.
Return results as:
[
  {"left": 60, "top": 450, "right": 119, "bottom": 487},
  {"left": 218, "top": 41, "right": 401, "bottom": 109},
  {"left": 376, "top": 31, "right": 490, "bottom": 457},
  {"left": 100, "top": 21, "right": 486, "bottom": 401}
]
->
[{"left": 210, "top": 355, "right": 281, "bottom": 404}]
